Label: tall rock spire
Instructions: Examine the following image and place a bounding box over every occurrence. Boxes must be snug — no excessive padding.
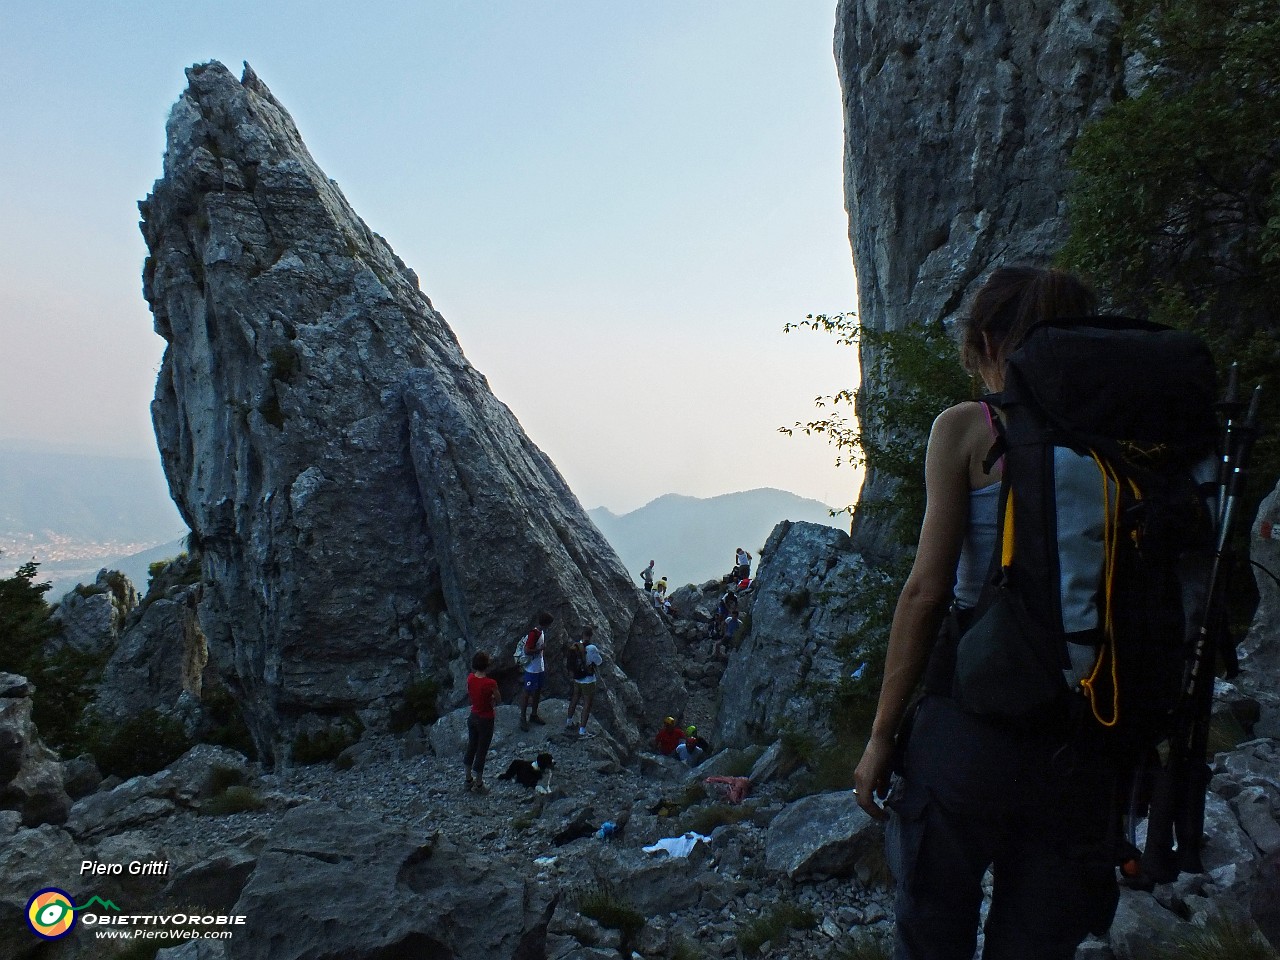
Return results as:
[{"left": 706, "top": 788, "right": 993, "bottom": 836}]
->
[{"left": 140, "top": 61, "right": 684, "bottom": 763}]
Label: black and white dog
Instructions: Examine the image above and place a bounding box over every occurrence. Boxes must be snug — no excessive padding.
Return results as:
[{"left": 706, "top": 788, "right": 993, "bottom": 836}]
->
[{"left": 498, "top": 752, "right": 555, "bottom": 794}]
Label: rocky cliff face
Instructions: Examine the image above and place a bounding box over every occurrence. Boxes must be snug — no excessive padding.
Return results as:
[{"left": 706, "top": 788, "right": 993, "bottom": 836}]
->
[
  {"left": 835, "top": 0, "right": 1124, "bottom": 551},
  {"left": 139, "top": 61, "right": 683, "bottom": 763}
]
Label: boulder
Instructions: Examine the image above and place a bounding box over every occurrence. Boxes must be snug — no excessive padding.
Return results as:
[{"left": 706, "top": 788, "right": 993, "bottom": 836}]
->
[
  {"left": 764, "top": 790, "right": 880, "bottom": 881},
  {"left": 65, "top": 745, "right": 250, "bottom": 839},
  {"left": 716, "top": 521, "right": 870, "bottom": 747},
  {"left": 139, "top": 61, "right": 683, "bottom": 762},
  {"left": 61, "top": 754, "right": 103, "bottom": 800},
  {"left": 1235, "top": 786, "right": 1280, "bottom": 858},
  {"left": 0, "top": 675, "right": 72, "bottom": 826},
  {"left": 0, "top": 824, "right": 88, "bottom": 960},
  {"left": 163, "top": 848, "right": 258, "bottom": 914},
  {"left": 1108, "top": 887, "right": 1187, "bottom": 959},
  {"left": 224, "top": 802, "right": 541, "bottom": 960}
]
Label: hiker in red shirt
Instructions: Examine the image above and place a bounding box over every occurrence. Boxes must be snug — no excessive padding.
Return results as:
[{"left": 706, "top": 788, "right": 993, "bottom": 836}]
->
[
  {"left": 464, "top": 651, "right": 500, "bottom": 794},
  {"left": 655, "top": 716, "right": 683, "bottom": 756}
]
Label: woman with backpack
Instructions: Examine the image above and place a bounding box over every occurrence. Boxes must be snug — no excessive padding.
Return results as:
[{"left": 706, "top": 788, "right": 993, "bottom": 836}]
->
[
  {"left": 564, "top": 626, "right": 604, "bottom": 738},
  {"left": 852, "top": 267, "right": 1121, "bottom": 959}
]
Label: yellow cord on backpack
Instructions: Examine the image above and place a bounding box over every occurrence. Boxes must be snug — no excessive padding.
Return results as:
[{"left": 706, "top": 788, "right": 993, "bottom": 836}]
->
[{"left": 1079, "top": 453, "right": 1128, "bottom": 728}]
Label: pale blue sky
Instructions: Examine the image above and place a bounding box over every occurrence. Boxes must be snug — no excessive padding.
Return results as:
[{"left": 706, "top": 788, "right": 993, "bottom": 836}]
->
[{"left": 0, "top": 1, "right": 859, "bottom": 514}]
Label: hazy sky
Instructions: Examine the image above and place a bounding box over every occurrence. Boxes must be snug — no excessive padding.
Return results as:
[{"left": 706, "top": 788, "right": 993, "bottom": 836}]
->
[{"left": 1, "top": 1, "right": 859, "bottom": 515}]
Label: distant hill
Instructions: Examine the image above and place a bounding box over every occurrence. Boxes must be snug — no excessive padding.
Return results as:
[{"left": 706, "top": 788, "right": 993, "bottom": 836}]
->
[
  {"left": 42, "top": 537, "right": 189, "bottom": 602},
  {"left": 0, "top": 444, "right": 185, "bottom": 544},
  {"left": 589, "top": 488, "right": 843, "bottom": 589},
  {"left": 0, "top": 443, "right": 188, "bottom": 598}
]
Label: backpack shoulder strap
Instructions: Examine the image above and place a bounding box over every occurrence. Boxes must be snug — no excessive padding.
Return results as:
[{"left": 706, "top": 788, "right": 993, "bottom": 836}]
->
[{"left": 980, "top": 396, "right": 1008, "bottom": 476}]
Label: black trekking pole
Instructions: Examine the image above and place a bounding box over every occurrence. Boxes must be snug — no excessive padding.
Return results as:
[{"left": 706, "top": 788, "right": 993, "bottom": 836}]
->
[
  {"left": 1173, "top": 384, "right": 1261, "bottom": 872},
  {"left": 1140, "top": 382, "right": 1261, "bottom": 881}
]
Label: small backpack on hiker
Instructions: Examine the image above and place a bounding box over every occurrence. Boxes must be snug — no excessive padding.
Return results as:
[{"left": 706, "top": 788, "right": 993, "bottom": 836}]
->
[
  {"left": 515, "top": 629, "right": 541, "bottom": 669},
  {"left": 566, "top": 641, "right": 594, "bottom": 681},
  {"left": 925, "top": 315, "right": 1261, "bottom": 883}
]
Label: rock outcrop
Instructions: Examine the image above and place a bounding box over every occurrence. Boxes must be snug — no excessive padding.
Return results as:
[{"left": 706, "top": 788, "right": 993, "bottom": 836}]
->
[
  {"left": 715, "top": 521, "right": 870, "bottom": 748},
  {"left": 50, "top": 568, "right": 137, "bottom": 654},
  {"left": 834, "top": 0, "right": 1124, "bottom": 551},
  {"left": 0, "top": 674, "right": 71, "bottom": 827},
  {"left": 139, "top": 61, "right": 683, "bottom": 761}
]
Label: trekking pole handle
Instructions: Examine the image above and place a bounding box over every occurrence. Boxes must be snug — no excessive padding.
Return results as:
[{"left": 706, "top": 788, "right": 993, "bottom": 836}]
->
[{"left": 1215, "top": 364, "right": 1241, "bottom": 533}]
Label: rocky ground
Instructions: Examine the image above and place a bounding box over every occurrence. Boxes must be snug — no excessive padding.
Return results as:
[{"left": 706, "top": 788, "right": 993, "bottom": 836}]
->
[{"left": 267, "top": 706, "right": 894, "bottom": 958}]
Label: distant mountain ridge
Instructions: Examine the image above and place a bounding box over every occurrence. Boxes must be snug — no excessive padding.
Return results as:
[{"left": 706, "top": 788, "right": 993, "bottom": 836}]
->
[
  {"left": 0, "top": 444, "right": 185, "bottom": 545},
  {"left": 588, "top": 487, "right": 843, "bottom": 589}
]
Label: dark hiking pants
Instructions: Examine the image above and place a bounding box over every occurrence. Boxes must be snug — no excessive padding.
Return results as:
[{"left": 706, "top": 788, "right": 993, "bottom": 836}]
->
[
  {"left": 465, "top": 713, "right": 495, "bottom": 778},
  {"left": 887, "top": 696, "right": 1119, "bottom": 960}
]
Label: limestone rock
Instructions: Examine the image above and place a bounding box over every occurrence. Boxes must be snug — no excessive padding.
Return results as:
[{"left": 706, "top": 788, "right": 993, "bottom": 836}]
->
[
  {"left": 835, "top": 0, "right": 1124, "bottom": 551},
  {"left": 1243, "top": 479, "right": 1280, "bottom": 736},
  {"left": 716, "top": 521, "right": 870, "bottom": 747},
  {"left": 50, "top": 568, "right": 138, "bottom": 654},
  {"left": 0, "top": 675, "right": 72, "bottom": 826},
  {"left": 0, "top": 824, "right": 87, "bottom": 960},
  {"left": 92, "top": 584, "right": 207, "bottom": 723},
  {"left": 61, "top": 754, "right": 103, "bottom": 800},
  {"left": 65, "top": 745, "right": 250, "bottom": 842},
  {"left": 765, "top": 790, "right": 880, "bottom": 880},
  {"left": 163, "top": 848, "right": 258, "bottom": 915},
  {"left": 139, "top": 61, "right": 683, "bottom": 762},
  {"left": 1108, "top": 888, "right": 1186, "bottom": 959},
  {"left": 1235, "top": 786, "right": 1280, "bottom": 858},
  {"left": 226, "top": 802, "right": 539, "bottom": 960}
]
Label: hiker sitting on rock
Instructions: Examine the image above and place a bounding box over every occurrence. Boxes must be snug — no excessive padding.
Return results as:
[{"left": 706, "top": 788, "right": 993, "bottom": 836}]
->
[
  {"left": 675, "top": 725, "right": 708, "bottom": 765},
  {"left": 655, "top": 716, "right": 683, "bottom": 756}
]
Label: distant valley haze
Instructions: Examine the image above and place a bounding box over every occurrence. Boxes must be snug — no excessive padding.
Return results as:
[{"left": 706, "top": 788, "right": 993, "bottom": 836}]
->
[{"left": 0, "top": 441, "right": 845, "bottom": 599}]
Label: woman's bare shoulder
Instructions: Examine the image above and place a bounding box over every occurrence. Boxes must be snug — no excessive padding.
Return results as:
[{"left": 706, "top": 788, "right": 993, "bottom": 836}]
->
[{"left": 931, "top": 401, "right": 989, "bottom": 440}]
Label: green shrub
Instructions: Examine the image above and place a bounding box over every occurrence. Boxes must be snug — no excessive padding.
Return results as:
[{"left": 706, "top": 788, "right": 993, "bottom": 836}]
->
[
  {"left": 292, "top": 715, "right": 363, "bottom": 765},
  {"left": 833, "top": 932, "right": 894, "bottom": 960},
  {"left": 197, "top": 682, "right": 257, "bottom": 759},
  {"left": 671, "top": 936, "right": 707, "bottom": 960},
  {"left": 208, "top": 763, "right": 246, "bottom": 795},
  {"left": 737, "top": 902, "right": 817, "bottom": 956},
  {"left": 29, "top": 644, "right": 110, "bottom": 755},
  {"left": 201, "top": 785, "right": 264, "bottom": 816},
  {"left": 1141, "top": 914, "right": 1279, "bottom": 960},
  {"left": 82, "top": 710, "right": 193, "bottom": 780},
  {"left": 389, "top": 675, "right": 440, "bottom": 733},
  {"left": 685, "top": 803, "right": 752, "bottom": 836},
  {"left": 574, "top": 882, "right": 645, "bottom": 949},
  {"left": 0, "top": 559, "right": 56, "bottom": 675}
]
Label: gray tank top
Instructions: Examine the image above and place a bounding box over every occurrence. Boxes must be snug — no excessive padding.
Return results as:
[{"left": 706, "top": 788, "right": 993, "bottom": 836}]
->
[{"left": 954, "top": 482, "right": 999, "bottom": 608}]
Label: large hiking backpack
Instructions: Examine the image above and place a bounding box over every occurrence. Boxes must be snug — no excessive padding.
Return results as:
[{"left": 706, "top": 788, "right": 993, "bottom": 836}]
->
[
  {"left": 949, "top": 317, "right": 1220, "bottom": 763},
  {"left": 566, "top": 642, "right": 596, "bottom": 681}
]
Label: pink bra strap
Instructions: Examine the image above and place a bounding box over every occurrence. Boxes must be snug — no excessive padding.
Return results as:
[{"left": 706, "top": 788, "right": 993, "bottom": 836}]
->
[{"left": 980, "top": 401, "right": 1005, "bottom": 475}]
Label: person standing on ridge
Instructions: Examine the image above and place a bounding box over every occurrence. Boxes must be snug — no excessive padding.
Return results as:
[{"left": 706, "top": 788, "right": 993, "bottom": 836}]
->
[
  {"left": 734, "top": 547, "right": 752, "bottom": 580},
  {"left": 640, "top": 560, "right": 655, "bottom": 592},
  {"left": 853, "top": 267, "right": 1122, "bottom": 959},
  {"left": 463, "top": 651, "right": 500, "bottom": 794},
  {"left": 519, "top": 611, "right": 553, "bottom": 731}
]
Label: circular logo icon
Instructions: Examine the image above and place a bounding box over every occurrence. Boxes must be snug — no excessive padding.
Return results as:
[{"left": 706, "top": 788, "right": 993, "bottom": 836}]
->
[{"left": 26, "top": 888, "right": 77, "bottom": 940}]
